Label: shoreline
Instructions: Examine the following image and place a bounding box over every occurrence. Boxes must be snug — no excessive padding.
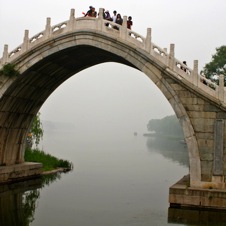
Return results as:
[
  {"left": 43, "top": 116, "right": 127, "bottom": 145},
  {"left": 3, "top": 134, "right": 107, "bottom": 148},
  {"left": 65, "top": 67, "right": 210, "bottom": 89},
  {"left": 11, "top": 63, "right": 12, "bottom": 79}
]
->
[{"left": 41, "top": 167, "right": 71, "bottom": 175}]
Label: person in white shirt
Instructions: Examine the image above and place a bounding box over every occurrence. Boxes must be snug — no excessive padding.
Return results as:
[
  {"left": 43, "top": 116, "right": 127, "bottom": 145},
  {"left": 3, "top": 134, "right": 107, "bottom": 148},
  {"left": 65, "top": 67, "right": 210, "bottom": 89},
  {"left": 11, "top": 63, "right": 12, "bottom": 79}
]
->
[{"left": 112, "top": 10, "right": 117, "bottom": 23}]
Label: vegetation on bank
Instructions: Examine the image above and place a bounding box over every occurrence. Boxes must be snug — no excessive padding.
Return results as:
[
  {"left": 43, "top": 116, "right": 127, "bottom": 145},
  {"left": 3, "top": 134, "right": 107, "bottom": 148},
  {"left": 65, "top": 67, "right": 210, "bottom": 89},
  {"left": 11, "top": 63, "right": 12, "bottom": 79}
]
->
[
  {"left": 25, "top": 148, "right": 73, "bottom": 172},
  {"left": 25, "top": 113, "right": 73, "bottom": 173}
]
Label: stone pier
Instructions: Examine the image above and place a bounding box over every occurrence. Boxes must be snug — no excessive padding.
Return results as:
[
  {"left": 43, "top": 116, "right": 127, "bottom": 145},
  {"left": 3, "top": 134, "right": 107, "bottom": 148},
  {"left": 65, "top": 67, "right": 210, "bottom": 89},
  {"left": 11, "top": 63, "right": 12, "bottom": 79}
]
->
[
  {"left": 0, "top": 162, "right": 42, "bottom": 184},
  {"left": 169, "top": 175, "right": 226, "bottom": 210}
]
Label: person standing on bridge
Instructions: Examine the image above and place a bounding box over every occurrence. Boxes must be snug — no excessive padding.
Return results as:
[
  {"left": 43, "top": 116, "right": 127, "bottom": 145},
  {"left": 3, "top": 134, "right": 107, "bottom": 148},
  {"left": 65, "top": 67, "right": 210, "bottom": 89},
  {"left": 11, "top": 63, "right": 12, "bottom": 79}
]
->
[
  {"left": 90, "top": 7, "right": 97, "bottom": 17},
  {"left": 105, "top": 10, "right": 111, "bottom": 21},
  {"left": 115, "top": 13, "right": 123, "bottom": 30},
  {"left": 84, "top": 6, "right": 92, "bottom": 17},
  {"left": 104, "top": 10, "right": 112, "bottom": 27},
  {"left": 84, "top": 6, "right": 97, "bottom": 17},
  {"left": 112, "top": 10, "right": 117, "bottom": 23},
  {"left": 127, "top": 16, "right": 133, "bottom": 30}
]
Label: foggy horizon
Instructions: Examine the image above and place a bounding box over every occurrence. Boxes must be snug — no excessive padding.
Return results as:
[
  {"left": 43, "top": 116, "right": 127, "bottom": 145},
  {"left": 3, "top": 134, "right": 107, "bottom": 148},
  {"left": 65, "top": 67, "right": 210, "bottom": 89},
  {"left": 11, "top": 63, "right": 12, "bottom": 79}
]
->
[{"left": 39, "top": 63, "right": 174, "bottom": 136}]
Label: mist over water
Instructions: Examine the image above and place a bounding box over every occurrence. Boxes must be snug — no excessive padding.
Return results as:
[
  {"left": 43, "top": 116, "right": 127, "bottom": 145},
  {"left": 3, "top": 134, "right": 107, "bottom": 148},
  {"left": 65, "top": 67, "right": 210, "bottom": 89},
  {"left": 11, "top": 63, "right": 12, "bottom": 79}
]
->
[
  {"left": 31, "top": 63, "right": 187, "bottom": 225},
  {"left": 40, "top": 63, "right": 174, "bottom": 136},
  {"left": 24, "top": 63, "right": 190, "bottom": 225},
  {"left": 35, "top": 122, "right": 188, "bottom": 226}
]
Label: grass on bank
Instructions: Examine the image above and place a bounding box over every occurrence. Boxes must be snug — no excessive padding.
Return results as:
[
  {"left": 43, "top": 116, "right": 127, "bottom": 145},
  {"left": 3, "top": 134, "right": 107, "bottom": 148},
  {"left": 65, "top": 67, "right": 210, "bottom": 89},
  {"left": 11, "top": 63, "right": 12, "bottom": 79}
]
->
[{"left": 25, "top": 148, "right": 73, "bottom": 172}]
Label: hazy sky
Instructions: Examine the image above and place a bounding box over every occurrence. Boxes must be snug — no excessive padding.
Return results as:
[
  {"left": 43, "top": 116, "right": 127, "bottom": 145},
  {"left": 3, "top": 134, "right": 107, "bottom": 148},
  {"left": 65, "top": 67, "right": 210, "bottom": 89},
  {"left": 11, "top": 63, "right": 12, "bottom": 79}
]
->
[{"left": 0, "top": 0, "right": 225, "bottom": 134}]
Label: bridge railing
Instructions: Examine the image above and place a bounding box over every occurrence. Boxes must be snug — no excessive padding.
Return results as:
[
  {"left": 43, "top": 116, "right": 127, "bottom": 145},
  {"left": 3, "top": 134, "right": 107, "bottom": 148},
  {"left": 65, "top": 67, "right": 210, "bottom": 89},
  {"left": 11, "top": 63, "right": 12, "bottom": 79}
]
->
[{"left": 0, "top": 8, "right": 225, "bottom": 103}]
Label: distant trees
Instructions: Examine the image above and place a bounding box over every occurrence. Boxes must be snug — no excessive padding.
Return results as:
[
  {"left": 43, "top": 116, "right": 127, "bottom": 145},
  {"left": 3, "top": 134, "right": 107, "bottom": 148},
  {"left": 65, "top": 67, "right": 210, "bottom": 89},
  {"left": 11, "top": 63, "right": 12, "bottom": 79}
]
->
[
  {"left": 147, "top": 115, "right": 183, "bottom": 137},
  {"left": 201, "top": 45, "right": 226, "bottom": 84}
]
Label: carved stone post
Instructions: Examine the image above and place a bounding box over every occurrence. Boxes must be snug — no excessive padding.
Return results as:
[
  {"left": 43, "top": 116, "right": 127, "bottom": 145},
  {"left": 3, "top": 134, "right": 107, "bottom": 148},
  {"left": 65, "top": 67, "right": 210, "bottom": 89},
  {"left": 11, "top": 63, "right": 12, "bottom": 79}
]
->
[
  {"left": 168, "top": 44, "right": 175, "bottom": 70},
  {"left": 193, "top": 60, "right": 199, "bottom": 86},
  {"left": 97, "top": 8, "right": 104, "bottom": 31},
  {"left": 145, "top": 28, "right": 152, "bottom": 53},
  {"left": 120, "top": 16, "right": 127, "bottom": 39},
  {"left": 22, "top": 30, "right": 29, "bottom": 52},
  {"left": 45, "top": 17, "right": 52, "bottom": 38},
  {"left": 67, "top": 8, "right": 75, "bottom": 31},
  {"left": 2, "top": 45, "right": 9, "bottom": 64}
]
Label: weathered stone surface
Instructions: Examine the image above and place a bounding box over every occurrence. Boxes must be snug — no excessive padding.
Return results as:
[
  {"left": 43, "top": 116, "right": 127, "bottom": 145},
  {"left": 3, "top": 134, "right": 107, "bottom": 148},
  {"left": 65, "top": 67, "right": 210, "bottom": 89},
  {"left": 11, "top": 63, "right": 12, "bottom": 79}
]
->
[
  {"left": 184, "top": 104, "right": 204, "bottom": 111},
  {"left": 204, "top": 104, "right": 221, "bottom": 112},
  {"left": 169, "top": 175, "right": 226, "bottom": 210},
  {"left": 213, "top": 120, "right": 224, "bottom": 175},
  {"left": 217, "top": 112, "right": 226, "bottom": 119},
  {"left": 180, "top": 97, "right": 199, "bottom": 105},
  {"left": 0, "top": 162, "right": 42, "bottom": 184},
  {"left": 196, "top": 132, "right": 214, "bottom": 140},
  {"left": 201, "top": 161, "right": 213, "bottom": 181},
  {"left": 200, "top": 152, "right": 213, "bottom": 161},
  {"left": 188, "top": 111, "right": 216, "bottom": 119}
]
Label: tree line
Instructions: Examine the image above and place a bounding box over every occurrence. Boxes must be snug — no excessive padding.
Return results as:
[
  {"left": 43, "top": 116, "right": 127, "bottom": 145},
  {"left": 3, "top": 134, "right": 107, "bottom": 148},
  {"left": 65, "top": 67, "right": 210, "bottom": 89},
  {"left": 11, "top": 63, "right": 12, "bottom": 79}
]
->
[{"left": 147, "top": 115, "right": 183, "bottom": 137}]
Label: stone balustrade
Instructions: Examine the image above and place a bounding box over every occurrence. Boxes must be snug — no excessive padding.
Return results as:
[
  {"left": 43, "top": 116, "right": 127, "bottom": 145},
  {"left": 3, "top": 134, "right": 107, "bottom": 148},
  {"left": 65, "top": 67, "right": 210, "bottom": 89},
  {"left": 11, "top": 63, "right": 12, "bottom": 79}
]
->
[{"left": 0, "top": 8, "right": 225, "bottom": 103}]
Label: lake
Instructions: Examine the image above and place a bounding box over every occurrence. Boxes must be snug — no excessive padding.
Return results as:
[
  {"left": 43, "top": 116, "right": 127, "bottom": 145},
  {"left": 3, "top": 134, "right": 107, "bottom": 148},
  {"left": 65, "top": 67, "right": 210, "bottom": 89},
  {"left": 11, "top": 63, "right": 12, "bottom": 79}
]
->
[{"left": 1, "top": 128, "right": 226, "bottom": 226}]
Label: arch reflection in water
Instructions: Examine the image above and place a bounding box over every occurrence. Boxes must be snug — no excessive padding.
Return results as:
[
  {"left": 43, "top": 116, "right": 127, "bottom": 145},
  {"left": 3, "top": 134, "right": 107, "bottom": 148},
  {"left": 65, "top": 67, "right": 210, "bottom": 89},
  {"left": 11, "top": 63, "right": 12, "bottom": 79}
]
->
[
  {"left": 146, "top": 135, "right": 189, "bottom": 167},
  {"left": 168, "top": 207, "right": 226, "bottom": 225},
  {"left": 0, "top": 173, "right": 61, "bottom": 226}
]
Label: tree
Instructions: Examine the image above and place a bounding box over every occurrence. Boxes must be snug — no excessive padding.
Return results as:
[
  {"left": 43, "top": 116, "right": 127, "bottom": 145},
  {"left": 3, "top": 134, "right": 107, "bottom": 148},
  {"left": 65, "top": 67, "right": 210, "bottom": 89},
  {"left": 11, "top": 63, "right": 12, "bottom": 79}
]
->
[
  {"left": 28, "top": 112, "right": 44, "bottom": 148},
  {"left": 202, "top": 46, "right": 226, "bottom": 84},
  {"left": 147, "top": 115, "right": 183, "bottom": 137}
]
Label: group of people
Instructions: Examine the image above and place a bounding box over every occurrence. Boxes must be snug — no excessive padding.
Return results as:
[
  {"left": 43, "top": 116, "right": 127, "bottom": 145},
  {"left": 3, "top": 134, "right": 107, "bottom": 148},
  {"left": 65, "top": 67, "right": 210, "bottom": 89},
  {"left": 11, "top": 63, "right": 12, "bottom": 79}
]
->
[{"left": 83, "top": 6, "right": 133, "bottom": 30}]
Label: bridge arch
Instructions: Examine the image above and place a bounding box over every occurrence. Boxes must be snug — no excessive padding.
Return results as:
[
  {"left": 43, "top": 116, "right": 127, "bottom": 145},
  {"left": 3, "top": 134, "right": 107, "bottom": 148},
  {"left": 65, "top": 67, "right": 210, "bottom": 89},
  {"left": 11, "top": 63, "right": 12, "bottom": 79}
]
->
[
  {"left": 0, "top": 23, "right": 200, "bottom": 185},
  {"left": 1, "top": 8, "right": 226, "bottom": 191}
]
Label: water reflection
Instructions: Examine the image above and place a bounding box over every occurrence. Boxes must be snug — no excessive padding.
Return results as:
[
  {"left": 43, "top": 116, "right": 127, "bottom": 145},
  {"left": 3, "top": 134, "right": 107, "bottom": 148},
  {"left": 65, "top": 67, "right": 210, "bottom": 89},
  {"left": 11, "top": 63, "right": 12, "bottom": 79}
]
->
[
  {"left": 0, "top": 173, "right": 62, "bottom": 226},
  {"left": 146, "top": 136, "right": 189, "bottom": 167},
  {"left": 2, "top": 134, "right": 226, "bottom": 226},
  {"left": 145, "top": 136, "right": 226, "bottom": 225},
  {"left": 168, "top": 207, "right": 226, "bottom": 225}
]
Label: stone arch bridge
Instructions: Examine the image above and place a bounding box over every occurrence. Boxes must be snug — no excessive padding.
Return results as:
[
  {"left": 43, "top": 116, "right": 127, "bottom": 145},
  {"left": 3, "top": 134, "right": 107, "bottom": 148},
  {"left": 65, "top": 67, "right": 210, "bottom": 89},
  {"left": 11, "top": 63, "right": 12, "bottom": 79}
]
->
[{"left": 1, "top": 8, "right": 226, "bottom": 209}]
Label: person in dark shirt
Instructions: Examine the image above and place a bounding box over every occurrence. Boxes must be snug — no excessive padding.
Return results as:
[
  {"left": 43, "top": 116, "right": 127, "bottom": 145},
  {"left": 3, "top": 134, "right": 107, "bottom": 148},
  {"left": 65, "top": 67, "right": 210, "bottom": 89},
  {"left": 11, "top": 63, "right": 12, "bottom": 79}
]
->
[
  {"left": 84, "top": 6, "right": 97, "bottom": 17},
  {"left": 127, "top": 16, "right": 133, "bottom": 29},
  {"left": 90, "top": 7, "right": 97, "bottom": 17},
  {"left": 105, "top": 10, "right": 111, "bottom": 20},
  {"left": 84, "top": 6, "right": 92, "bottom": 17},
  {"left": 115, "top": 13, "right": 123, "bottom": 30},
  {"left": 104, "top": 10, "right": 112, "bottom": 27}
]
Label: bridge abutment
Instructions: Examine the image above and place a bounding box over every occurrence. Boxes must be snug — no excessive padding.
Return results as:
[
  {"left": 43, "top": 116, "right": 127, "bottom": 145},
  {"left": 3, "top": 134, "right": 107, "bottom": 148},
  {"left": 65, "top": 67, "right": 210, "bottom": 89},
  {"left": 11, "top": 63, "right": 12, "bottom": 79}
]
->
[
  {"left": 169, "top": 175, "right": 226, "bottom": 210},
  {"left": 0, "top": 162, "right": 42, "bottom": 184}
]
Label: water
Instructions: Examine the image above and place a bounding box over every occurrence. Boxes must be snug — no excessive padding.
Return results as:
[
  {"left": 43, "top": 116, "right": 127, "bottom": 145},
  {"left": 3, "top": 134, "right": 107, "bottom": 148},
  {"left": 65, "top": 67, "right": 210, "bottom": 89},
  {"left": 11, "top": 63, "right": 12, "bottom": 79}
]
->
[
  {"left": 36, "top": 129, "right": 188, "bottom": 226},
  {"left": 1, "top": 129, "right": 226, "bottom": 225}
]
